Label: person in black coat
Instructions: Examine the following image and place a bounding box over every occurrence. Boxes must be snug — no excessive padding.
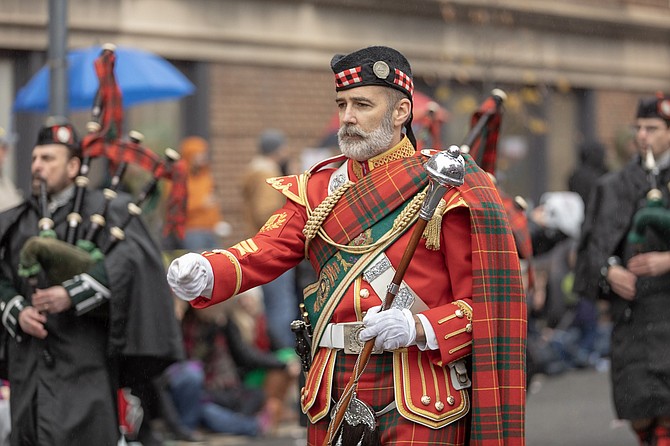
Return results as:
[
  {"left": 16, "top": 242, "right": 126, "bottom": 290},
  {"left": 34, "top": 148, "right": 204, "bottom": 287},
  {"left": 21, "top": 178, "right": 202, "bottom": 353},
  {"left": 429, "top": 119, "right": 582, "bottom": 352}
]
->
[
  {"left": 574, "top": 94, "right": 670, "bottom": 445},
  {"left": 568, "top": 139, "right": 608, "bottom": 207},
  {"left": 0, "top": 118, "right": 183, "bottom": 446}
]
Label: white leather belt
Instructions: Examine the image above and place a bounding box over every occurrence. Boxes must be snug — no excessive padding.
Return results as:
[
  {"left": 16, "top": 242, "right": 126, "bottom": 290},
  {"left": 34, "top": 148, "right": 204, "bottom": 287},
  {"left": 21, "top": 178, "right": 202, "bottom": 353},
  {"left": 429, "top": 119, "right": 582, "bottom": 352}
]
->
[{"left": 319, "top": 322, "right": 370, "bottom": 355}]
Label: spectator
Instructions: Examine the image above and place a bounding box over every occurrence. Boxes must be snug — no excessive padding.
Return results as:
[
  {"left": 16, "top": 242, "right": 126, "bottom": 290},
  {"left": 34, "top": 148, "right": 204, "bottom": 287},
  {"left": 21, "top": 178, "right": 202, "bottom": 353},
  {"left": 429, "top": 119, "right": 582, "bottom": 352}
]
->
[
  {"left": 0, "top": 128, "right": 23, "bottom": 212},
  {"left": 219, "top": 291, "right": 302, "bottom": 432},
  {"left": 180, "top": 136, "right": 230, "bottom": 251},
  {"left": 526, "top": 191, "right": 607, "bottom": 374},
  {"left": 166, "top": 291, "right": 283, "bottom": 438},
  {"left": 568, "top": 139, "right": 608, "bottom": 207},
  {"left": 241, "top": 129, "right": 299, "bottom": 351}
]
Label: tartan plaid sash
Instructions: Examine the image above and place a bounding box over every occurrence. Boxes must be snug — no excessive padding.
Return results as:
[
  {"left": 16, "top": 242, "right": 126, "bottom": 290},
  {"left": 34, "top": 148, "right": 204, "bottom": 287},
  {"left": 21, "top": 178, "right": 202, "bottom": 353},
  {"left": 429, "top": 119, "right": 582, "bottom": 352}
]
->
[
  {"left": 309, "top": 154, "right": 428, "bottom": 272},
  {"left": 305, "top": 198, "right": 419, "bottom": 351},
  {"left": 458, "top": 155, "right": 527, "bottom": 445}
]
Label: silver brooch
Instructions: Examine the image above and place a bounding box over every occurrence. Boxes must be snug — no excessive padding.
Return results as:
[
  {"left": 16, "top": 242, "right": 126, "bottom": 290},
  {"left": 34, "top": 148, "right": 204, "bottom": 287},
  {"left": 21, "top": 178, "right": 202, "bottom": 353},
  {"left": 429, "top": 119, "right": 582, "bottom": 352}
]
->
[
  {"left": 56, "top": 126, "right": 71, "bottom": 144},
  {"left": 373, "top": 61, "right": 390, "bottom": 79},
  {"left": 330, "top": 173, "right": 346, "bottom": 193}
]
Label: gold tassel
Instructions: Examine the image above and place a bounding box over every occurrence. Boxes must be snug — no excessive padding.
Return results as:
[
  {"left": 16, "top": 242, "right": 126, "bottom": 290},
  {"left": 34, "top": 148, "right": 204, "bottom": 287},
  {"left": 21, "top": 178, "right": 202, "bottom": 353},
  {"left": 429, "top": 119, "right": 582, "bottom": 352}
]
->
[{"left": 422, "top": 198, "right": 447, "bottom": 250}]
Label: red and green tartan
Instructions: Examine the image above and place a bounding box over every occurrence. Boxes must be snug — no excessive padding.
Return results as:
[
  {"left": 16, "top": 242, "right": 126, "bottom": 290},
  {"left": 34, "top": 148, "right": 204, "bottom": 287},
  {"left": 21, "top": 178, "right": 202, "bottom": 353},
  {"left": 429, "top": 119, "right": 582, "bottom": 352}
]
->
[
  {"left": 308, "top": 353, "right": 468, "bottom": 446},
  {"left": 498, "top": 189, "right": 534, "bottom": 290},
  {"left": 459, "top": 155, "right": 526, "bottom": 445},
  {"left": 92, "top": 48, "right": 123, "bottom": 139},
  {"left": 498, "top": 190, "right": 532, "bottom": 261},
  {"left": 467, "top": 96, "right": 502, "bottom": 174},
  {"left": 80, "top": 49, "right": 188, "bottom": 240},
  {"left": 309, "top": 154, "right": 428, "bottom": 272}
]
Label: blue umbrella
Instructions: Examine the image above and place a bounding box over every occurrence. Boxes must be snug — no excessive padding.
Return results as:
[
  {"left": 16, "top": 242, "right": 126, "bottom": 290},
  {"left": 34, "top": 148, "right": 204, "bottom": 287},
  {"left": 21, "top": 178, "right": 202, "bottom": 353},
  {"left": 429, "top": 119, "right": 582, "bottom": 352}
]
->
[{"left": 14, "top": 45, "right": 195, "bottom": 113}]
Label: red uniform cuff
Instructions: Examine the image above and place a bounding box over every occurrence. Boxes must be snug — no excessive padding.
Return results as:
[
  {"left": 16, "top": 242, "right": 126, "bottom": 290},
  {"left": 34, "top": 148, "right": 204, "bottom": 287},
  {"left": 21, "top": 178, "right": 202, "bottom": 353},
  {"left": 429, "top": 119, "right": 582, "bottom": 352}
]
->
[{"left": 421, "top": 298, "right": 473, "bottom": 365}]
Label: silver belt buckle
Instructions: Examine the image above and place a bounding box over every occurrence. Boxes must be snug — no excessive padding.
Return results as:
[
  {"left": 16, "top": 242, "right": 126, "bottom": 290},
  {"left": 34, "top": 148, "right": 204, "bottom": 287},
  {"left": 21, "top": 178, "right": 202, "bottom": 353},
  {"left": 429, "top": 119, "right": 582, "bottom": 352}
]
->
[{"left": 343, "top": 323, "right": 365, "bottom": 355}]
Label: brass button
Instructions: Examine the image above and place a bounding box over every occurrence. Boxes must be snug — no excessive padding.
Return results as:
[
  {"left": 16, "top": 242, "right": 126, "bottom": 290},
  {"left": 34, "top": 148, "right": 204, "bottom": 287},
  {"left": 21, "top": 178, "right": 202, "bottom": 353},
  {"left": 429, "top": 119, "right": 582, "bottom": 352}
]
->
[
  {"left": 455, "top": 309, "right": 464, "bottom": 318},
  {"left": 435, "top": 401, "right": 444, "bottom": 411},
  {"left": 420, "top": 395, "right": 431, "bottom": 406},
  {"left": 465, "top": 323, "right": 473, "bottom": 333},
  {"left": 447, "top": 396, "right": 455, "bottom": 405},
  {"left": 359, "top": 288, "right": 370, "bottom": 299}
]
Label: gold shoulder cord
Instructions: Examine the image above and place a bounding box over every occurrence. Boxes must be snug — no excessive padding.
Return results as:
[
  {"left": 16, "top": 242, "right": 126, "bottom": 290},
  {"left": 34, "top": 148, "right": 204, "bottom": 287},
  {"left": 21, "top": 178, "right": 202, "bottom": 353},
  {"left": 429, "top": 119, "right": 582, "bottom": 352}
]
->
[{"left": 302, "top": 178, "right": 427, "bottom": 257}]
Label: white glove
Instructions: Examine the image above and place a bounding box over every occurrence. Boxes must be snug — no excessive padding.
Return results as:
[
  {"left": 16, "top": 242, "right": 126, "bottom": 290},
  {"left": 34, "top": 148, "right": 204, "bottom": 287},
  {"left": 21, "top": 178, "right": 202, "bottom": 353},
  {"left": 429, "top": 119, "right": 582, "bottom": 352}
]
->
[
  {"left": 359, "top": 305, "right": 416, "bottom": 351},
  {"left": 166, "top": 253, "right": 214, "bottom": 301}
]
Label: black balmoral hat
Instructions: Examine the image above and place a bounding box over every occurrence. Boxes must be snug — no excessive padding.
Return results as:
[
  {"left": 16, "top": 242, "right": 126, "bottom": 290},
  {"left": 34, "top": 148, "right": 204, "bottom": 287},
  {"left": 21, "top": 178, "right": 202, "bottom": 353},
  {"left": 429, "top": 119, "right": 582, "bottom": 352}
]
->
[
  {"left": 330, "top": 46, "right": 414, "bottom": 99},
  {"left": 636, "top": 93, "right": 670, "bottom": 124},
  {"left": 35, "top": 118, "right": 80, "bottom": 156},
  {"left": 331, "top": 46, "right": 418, "bottom": 146}
]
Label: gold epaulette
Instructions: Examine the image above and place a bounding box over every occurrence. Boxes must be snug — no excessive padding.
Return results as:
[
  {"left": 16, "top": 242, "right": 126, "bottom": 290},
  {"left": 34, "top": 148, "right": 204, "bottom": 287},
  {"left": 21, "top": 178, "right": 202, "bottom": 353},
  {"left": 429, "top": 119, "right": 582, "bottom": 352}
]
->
[
  {"left": 266, "top": 174, "right": 307, "bottom": 206},
  {"left": 266, "top": 155, "right": 347, "bottom": 207}
]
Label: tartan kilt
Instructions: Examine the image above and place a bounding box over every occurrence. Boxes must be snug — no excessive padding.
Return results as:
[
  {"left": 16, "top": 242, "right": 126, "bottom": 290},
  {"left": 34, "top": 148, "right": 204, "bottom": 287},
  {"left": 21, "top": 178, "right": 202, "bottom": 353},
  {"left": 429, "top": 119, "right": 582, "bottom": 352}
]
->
[{"left": 307, "top": 352, "right": 468, "bottom": 446}]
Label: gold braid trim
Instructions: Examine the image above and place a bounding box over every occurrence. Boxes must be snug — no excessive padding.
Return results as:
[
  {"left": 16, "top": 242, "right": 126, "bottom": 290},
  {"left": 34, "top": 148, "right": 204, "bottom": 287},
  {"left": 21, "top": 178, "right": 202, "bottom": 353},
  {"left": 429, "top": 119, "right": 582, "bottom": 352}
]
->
[
  {"left": 303, "top": 181, "right": 354, "bottom": 256},
  {"left": 305, "top": 190, "right": 427, "bottom": 256}
]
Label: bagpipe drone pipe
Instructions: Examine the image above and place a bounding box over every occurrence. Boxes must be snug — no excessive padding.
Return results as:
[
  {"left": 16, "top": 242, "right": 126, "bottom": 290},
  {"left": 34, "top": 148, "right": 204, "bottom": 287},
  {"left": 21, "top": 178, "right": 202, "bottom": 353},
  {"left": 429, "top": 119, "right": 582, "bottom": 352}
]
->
[
  {"left": 18, "top": 43, "right": 187, "bottom": 287},
  {"left": 627, "top": 148, "right": 670, "bottom": 252}
]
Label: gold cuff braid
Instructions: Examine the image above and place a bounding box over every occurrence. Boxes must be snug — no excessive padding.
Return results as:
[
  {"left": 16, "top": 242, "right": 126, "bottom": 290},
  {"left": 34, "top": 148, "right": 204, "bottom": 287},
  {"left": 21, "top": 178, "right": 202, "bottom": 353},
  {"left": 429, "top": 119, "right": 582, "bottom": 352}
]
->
[{"left": 452, "top": 300, "right": 473, "bottom": 322}]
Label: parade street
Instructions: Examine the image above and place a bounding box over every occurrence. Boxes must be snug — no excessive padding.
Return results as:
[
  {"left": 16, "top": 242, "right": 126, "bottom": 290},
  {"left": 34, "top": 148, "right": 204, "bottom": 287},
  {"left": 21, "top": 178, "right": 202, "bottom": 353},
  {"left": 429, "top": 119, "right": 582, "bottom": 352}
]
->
[{"left": 172, "top": 364, "right": 638, "bottom": 446}]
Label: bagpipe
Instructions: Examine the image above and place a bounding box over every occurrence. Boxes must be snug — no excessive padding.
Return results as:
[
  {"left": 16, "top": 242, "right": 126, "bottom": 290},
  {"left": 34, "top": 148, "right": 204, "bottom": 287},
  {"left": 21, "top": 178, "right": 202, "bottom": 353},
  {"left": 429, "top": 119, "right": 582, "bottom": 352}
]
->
[
  {"left": 322, "top": 91, "right": 506, "bottom": 446},
  {"left": 627, "top": 147, "right": 670, "bottom": 251},
  {"left": 18, "top": 43, "right": 187, "bottom": 286}
]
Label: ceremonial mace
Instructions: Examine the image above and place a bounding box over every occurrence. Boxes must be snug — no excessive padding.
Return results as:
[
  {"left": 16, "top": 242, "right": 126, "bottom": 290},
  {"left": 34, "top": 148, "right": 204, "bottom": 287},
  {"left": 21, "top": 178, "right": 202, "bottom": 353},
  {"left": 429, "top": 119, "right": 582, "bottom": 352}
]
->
[{"left": 324, "top": 145, "right": 465, "bottom": 446}]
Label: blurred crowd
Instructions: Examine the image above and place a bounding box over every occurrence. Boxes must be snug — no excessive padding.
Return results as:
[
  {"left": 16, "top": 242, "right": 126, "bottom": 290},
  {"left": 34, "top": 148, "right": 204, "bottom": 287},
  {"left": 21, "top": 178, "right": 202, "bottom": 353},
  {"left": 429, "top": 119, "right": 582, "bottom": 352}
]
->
[
  {"left": 146, "top": 130, "right": 305, "bottom": 444},
  {"left": 0, "top": 87, "right": 667, "bottom": 446},
  {"left": 0, "top": 124, "right": 628, "bottom": 444},
  {"left": 526, "top": 140, "right": 612, "bottom": 384}
]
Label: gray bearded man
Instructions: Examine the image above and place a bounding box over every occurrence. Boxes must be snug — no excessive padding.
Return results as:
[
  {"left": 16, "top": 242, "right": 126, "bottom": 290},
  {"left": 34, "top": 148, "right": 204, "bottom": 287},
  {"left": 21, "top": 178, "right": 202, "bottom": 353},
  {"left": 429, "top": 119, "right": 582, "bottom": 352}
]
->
[{"left": 168, "top": 46, "right": 526, "bottom": 446}]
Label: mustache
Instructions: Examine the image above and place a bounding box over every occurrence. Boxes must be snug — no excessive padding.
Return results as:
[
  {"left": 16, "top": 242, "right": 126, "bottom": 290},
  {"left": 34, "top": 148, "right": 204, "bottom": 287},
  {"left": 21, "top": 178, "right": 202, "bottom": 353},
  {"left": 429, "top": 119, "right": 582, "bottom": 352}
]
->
[{"left": 338, "top": 125, "right": 368, "bottom": 138}]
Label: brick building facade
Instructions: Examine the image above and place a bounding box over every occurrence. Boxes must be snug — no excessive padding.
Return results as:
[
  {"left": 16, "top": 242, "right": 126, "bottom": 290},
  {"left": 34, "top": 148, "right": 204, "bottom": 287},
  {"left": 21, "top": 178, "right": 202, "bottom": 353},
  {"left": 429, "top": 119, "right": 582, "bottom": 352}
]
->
[{"left": 1, "top": 0, "right": 669, "bottom": 243}]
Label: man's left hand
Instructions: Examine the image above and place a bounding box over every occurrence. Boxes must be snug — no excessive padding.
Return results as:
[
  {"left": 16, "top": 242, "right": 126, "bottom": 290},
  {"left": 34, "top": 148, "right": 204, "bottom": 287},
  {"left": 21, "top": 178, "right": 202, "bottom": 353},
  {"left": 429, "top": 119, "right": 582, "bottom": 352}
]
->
[
  {"left": 627, "top": 251, "right": 670, "bottom": 277},
  {"left": 32, "top": 286, "right": 72, "bottom": 314},
  {"left": 359, "top": 305, "right": 416, "bottom": 351}
]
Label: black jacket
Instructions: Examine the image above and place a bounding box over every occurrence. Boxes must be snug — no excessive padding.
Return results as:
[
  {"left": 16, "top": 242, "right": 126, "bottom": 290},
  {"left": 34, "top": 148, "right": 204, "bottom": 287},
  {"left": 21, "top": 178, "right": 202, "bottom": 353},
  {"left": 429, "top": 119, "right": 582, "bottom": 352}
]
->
[{"left": 0, "top": 189, "right": 183, "bottom": 445}]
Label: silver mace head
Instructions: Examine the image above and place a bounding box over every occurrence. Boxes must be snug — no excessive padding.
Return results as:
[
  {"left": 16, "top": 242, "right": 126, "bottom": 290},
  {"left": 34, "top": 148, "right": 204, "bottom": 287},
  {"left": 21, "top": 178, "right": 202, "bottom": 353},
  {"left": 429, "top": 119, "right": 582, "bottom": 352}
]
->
[{"left": 420, "top": 145, "right": 465, "bottom": 220}]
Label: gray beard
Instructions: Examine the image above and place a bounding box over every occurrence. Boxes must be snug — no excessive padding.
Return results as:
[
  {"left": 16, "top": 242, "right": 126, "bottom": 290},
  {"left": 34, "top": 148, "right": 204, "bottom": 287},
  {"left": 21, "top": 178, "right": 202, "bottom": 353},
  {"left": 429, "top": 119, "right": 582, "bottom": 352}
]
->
[{"left": 338, "top": 115, "right": 395, "bottom": 162}]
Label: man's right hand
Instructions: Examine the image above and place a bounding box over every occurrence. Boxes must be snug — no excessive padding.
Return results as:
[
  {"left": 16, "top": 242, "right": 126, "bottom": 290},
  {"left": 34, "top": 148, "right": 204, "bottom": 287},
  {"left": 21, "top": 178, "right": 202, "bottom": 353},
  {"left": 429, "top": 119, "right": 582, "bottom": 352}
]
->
[
  {"left": 607, "top": 264, "right": 637, "bottom": 301},
  {"left": 18, "top": 306, "right": 48, "bottom": 339},
  {"left": 167, "top": 253, "right": 214, "bottom": 301}
]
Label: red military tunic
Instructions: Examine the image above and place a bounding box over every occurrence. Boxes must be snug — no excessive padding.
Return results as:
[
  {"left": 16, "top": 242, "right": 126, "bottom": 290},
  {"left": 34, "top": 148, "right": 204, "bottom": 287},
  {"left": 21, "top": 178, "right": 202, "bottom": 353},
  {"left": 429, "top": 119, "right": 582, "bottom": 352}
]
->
[{"left": 190, "top": 137, "right": 526, "bottom": 445}]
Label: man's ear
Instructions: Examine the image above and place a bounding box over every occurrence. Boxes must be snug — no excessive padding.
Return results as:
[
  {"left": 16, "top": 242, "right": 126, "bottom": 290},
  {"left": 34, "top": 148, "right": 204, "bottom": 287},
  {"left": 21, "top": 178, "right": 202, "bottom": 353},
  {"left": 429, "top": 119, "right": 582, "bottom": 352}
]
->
[
  {"left": 394, "top": 97, "right": 412, "bottom": 127},
  {"left": 67, "top": 156, "right": 81, "bottom": 180}
]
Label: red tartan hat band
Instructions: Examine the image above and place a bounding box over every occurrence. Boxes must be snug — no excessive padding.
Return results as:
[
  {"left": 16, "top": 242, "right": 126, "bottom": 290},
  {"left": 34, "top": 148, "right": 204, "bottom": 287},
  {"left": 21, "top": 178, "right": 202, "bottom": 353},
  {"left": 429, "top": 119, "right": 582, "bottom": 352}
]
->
[{"left": 331, "top": 46, "right": 414, "bottom": 99}]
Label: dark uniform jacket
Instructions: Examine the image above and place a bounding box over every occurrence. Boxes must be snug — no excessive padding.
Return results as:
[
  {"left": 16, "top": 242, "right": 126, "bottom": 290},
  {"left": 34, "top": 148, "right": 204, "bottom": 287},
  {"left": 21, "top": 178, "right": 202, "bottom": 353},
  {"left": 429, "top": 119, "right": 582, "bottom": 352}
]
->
[
  {"left": 574, "top": 155, "right": 670, "bottom": 419},
  {"left": 0, "top": 189, "right": 183, "bottom": 446}
]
